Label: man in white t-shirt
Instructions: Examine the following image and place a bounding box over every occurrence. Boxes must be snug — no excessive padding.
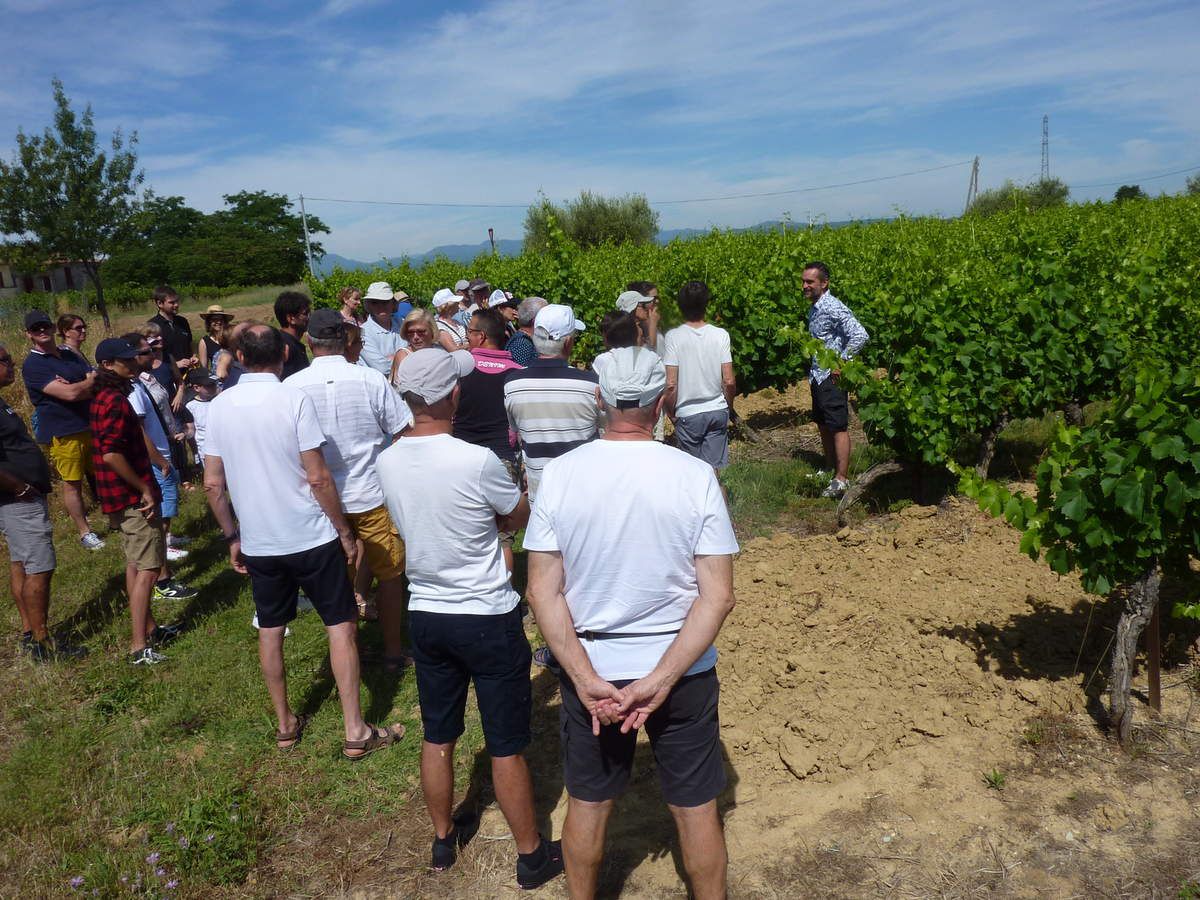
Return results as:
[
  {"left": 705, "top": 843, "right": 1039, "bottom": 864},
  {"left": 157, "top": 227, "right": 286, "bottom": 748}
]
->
[
  {"left": 286, "top": 309, "right": 413, "bottom": 669},
  {"left": 524, "top": 345, "right": 739, "bottom": 899},
  {"left": 204, "top": 324, "right": 405, "bottom": 760},
  {"left": 375, "top": 348, "right": 563, "bottom": 889},
  {"left": 663, "top": 280, "right": 737, "bottom": 470},
  {"left": 359, "top": 282, "right": 407, "bottom": 375}
]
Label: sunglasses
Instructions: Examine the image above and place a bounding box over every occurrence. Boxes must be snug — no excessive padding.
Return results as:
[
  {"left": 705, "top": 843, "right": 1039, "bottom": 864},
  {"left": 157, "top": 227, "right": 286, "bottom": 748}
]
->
[
  {"left": 134, "top": 349, "right": 153, "bottom": 356},
  {"left": 28, "top": 324, "right": 53, "bottom": 334}
]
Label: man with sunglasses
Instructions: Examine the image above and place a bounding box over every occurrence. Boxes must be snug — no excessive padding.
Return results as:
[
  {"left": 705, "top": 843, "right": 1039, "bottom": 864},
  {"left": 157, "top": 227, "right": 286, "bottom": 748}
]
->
[
  {"left": 0, "top": 342, "right": 86, "bottom": 661},
  {"left": 20, "top": 310, "right": 105, "bottom": 550}
]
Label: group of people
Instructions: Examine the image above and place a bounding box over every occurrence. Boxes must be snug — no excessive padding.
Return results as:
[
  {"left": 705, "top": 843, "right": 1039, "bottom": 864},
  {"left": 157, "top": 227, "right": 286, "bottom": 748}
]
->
[{"left": 0, "top": 262, "right": 867, "bottom": 898}]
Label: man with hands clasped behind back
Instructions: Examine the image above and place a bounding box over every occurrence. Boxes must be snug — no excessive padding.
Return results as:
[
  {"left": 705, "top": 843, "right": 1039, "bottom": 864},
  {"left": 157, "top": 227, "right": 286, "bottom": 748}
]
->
[{"left": 524, "top": 346, "right": 739, "bottom": 900}]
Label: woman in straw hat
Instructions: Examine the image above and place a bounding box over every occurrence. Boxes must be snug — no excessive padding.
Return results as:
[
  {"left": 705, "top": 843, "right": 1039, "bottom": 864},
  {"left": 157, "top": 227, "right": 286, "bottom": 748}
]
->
[{"left": 198, "top": 305, "right": 234, "bottom": 374}]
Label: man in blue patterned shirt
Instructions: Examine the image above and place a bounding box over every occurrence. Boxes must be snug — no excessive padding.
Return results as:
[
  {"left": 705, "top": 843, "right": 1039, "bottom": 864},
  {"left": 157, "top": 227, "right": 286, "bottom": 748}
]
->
[{"left": 803, "top": 262, "right": 869, "bottom": 498}]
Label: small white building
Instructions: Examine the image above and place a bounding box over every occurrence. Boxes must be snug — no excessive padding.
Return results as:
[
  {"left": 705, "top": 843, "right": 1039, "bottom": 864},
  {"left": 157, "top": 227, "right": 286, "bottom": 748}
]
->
[{"left": 0, "top": 260, "right": 93, "bottom": 300}]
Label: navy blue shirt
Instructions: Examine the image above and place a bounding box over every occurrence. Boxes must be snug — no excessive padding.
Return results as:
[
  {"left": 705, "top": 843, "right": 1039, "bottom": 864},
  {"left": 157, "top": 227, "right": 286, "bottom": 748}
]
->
[
  {"left": 506, "top": 332, "right": 536, "bottom": 367},
  {"left": 0, "top": 397, "right": 52, "bottom": 500},
  {"left": 21, "top": 347, "right": 92, "bottom": 442}
]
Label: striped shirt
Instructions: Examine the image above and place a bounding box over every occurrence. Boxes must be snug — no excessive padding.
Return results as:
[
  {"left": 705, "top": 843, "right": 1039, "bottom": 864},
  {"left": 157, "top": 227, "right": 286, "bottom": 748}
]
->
[{"left": 503, "top": 358, "right": 602, "bottom": 501}]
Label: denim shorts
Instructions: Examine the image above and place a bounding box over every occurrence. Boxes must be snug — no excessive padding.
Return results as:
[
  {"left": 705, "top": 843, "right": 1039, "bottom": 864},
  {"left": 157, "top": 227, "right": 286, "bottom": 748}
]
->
[{"left": 154, "top": 466, "right": 180, "bottom": 519}]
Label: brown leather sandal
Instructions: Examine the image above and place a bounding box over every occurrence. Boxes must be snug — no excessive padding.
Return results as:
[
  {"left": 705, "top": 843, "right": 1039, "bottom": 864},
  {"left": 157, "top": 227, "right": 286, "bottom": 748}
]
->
[
  {"left": 343, "top": 722, "right": 406, "bottom": 761},
  {"left": 275, "top": 712, "right": 309, "bottom": 752}
]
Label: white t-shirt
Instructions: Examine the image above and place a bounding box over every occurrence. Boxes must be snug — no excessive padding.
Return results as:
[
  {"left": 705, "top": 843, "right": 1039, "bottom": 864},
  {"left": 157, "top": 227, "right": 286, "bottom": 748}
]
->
[
  {"left": 376, "top": 433, "right": 521, "bottom": 615},
  {"left": 285, "top": 355, "right": 412, "bottom": 513},
  {"left": 663, "top": 323, "right": 732, "bottom": 418},
  {"left": 128, "top": 381, "right": 171, "bottom": 458},
  {"left": 186, "top": 397, "right": 211, "bottom": 461},
  {"left": 524, "top": 439, "right": 739, "bottom": 680},
  {"left": 205, "top": 373, "right": 337, "bottom": 557}
]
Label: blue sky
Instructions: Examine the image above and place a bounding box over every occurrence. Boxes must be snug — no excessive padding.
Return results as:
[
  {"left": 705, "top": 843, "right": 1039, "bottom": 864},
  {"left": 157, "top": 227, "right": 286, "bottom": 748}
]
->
[{"left": 2, "top": 0, "right": 1198, "bottom": 259}]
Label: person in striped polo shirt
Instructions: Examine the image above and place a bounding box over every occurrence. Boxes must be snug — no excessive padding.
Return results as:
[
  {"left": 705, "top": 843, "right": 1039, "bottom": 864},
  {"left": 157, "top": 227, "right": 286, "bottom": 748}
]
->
[{"left": 502, "top": 304, "right": 601, "bottom": 502}]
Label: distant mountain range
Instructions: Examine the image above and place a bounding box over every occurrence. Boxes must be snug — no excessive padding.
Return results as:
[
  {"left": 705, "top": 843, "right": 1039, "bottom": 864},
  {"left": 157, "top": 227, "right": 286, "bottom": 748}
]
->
[{"left": 316, "top": 219, "right": 877, "bottom": 275}]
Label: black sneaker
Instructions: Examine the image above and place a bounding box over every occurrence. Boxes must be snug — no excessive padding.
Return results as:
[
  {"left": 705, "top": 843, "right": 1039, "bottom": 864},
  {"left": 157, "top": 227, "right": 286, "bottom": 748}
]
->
[
  {"left": 153, "top": 580, "right": 198, "bottom": 601},
  {"left": 28, "top": 637, "right": 88, "bottom": 662},
  {"left": 516, "top": 837, "right": 564, "bottom": 890},
  {"left": 150, "top": 623, "right": 183, "bottom": 645},
  {"left": 430, "top": 813, "right": 479, "bottom": 872},
  {"left": 19, "top": 631, "right": 33, "bottom": 655}
]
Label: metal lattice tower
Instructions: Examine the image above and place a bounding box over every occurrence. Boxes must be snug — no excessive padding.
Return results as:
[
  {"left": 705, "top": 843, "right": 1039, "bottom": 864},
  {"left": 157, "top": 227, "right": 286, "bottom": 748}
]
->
[
  {"left": 1041, "top": 115, "right": 1049, "bottom": 180},
  {"left": 964, "top": 156, "right": 980, "bottom": 213}
]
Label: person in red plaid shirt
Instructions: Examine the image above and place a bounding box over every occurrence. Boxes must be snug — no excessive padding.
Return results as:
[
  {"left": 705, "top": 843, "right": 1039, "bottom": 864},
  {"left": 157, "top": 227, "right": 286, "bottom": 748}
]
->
[{"left": 91, "top": 338, "right": 178, "bottom": 666}]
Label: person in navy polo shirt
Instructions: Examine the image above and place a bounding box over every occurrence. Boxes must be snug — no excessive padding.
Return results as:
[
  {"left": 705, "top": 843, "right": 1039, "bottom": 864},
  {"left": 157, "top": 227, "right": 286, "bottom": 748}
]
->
[{"left": 20, "top": 309, "right": 104, "bottom": 550}]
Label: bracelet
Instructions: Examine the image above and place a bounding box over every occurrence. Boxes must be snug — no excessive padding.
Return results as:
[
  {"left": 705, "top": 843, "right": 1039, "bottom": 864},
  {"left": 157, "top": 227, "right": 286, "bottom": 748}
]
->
[{"left": 223, "top": 530, "right": 240, "bottom": 544}]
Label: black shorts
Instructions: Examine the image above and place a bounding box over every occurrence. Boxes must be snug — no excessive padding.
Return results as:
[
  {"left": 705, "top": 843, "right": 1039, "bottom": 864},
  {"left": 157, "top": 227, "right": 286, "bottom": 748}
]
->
[
  {"left": 559, "top": 667, "right": 726, "bottom": 808},
  {"left": 810, "top": 376, "right": 849, "bottom": 430},
  {"left": 243, "top": 538, "right": 356, "bottom": 629},
  {"left": 410, "top": 606, "right": 532, "bottom": 757}
]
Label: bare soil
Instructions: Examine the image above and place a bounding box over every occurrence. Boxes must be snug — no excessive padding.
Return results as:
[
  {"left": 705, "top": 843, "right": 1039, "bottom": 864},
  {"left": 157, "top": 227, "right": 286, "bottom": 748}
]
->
[{"left": 271, "top": 386, "right": 1200, "bottom": 898}]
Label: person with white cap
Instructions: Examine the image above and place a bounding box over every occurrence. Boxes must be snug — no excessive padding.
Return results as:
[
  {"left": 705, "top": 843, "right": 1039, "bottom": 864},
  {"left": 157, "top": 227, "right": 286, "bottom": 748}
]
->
[
  {"left": 617, "top": 281, "right": 663, "bottom": 355},
  {"left": 359, "top": 282, "right": 408, "bottom": 375},
  {"left": 502, "top": 304, "right": 600, "bottom": 502},
  {"left": 524, "top": 345, "right": 738, "bottom": 899},
  {"left": 433, "top": 287, "right": 468, "bottom": 351},
  {"left": 453, "top": 278, "right": 491, "bottom": 328},
  {"left": 375, "top": 349, "right": 563, "bottom": 888}
]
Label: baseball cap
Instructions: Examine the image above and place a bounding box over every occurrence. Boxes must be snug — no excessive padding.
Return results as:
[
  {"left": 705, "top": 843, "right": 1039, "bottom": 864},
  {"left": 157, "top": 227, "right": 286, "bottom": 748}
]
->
[
  {"left": 432, "top": 287, "right": 458, "bottom": 308},
  {"left": 23, "top": 310, "right": 53, "bottom": 330},
  {"left": 364, "top": 281, "right": 394, "bottom": 302},
  {"left": 467, "top": 278, "right": 490, "bottom": 294},
  {"left": 454, "top": 279, "right": 470, "bottom": 293},
  {"left": 308, "top": 308, "right": 346, "bottom": 340},
  {"left": 597, "top": 346, "right": 667, "bottom": 409},
  {"left": 393, "top": 290, "right": 410, "bottom": 302},
  {"left": 534, "top": 304, "right": 586, "bottom": 340},
  {"left": 185, "top": 368, "right": 218, "bottom": 387},
  {"left": 615, "top": 290, "right": 652, "bottom": 313},
  {"left": 95, "top": 337, "right": 140, "bottom": 363},
  {"left": 394, "top": 348, "right": 475, "bottom": 405}
]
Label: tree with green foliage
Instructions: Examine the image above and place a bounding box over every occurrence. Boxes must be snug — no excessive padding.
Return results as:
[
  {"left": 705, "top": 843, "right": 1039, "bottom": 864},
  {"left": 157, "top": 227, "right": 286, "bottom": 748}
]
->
[
  {"left": 524, "top": 191, "right": 658, "bottom": 251},
  {"left": 1114, "top": 184, "right": 1147, "bottom": 202},
  {"left": 966, "top": 178, "right": 1069, "bottom": 217},
  {"left": 105, "top": 190, "right": 328, "bottom": 287},
  {"left": 0, "top": 79, "right": 143, "bottom": 326},
  {"left": 1186, "top": 173, "right": 1200, "bottom": 196}
]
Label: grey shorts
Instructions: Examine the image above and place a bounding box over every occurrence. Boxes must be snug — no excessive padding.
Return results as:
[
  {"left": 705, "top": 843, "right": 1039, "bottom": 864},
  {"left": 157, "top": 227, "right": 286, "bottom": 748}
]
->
[
  {"left": 0, "top": 497, "right": 57, "bottom": 574},
  {"left": 673, "top": 409, "right": 730, "bottom": 469}
]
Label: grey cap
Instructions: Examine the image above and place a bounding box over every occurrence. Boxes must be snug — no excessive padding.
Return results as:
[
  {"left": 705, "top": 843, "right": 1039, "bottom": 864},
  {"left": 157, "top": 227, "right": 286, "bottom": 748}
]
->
[
  {"left": 394, "top": 348, "right": 475, "bottom": 405},
  {"left": 597, "top": 346, "right": 666, "bottom": 409},
  {"left": 454, "top": 279, "right": 470, "bottom": 293}
]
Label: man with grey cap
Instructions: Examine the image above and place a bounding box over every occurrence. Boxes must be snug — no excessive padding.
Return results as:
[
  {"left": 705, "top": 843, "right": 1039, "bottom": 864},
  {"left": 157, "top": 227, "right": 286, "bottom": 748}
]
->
[
  {"left": 502, "top": 304, "right": 601, "bottom": 501},
  {"left": 375, "top": 349, "right": 563, "bottom": 888},
  {"left": 454, "top": 278, "right": 491, "bottom": 328},
  {"left": 359, "top": 281, "right": 407, "bottom": 375},
  {"left": 286, "top": 309, "right": 413, "bottom": 670},
  {"left": 504, "top": 296, "right": 546, "bottom": 367},
  {"left": 525, "top": 345, "right": 738, "bottom": 899}
]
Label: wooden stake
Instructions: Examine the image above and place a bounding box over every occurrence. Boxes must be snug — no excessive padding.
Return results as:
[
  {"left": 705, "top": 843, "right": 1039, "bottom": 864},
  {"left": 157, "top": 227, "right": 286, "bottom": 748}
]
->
[{"left": 1147, "top": 600, "right": 1161, "bottom": 712}]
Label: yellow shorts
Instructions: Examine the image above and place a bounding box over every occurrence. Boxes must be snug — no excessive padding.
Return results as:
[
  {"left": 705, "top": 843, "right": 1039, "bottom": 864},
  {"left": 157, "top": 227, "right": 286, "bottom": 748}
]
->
[
  {"left": 108, "top": 506, "right": 165, "bottom": 573},
  {"left": 346, "top": 505, "right": 405, "bottom": 581},
  {"left": 48, "top": 431, "right": 94, "bottom": 483}
]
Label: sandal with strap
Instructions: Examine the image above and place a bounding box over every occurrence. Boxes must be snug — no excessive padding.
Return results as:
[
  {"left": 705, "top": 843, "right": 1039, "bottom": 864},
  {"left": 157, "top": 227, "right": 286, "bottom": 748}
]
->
[
  {"left": 343, "top": 722, "right": 406, "bottom": 761},
  {"left": 275, "top": 712, "right": 310, "bottom": 752}
]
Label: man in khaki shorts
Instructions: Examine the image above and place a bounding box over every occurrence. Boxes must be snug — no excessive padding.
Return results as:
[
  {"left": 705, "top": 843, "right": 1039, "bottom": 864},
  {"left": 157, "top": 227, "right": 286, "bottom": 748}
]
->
[
  {"left": 286, "top": 309, "right": 413, "bottom": 669},
  {"left": 90, "top": 338, "right": 178, "bottom": 666}
]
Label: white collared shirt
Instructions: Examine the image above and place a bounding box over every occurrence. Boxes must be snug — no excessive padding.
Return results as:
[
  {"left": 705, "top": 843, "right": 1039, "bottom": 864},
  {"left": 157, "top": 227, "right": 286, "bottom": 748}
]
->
[
  {"left": 205, "top": 373, "right": 336, "bottom": 556},
  {"left": 285, "top": 355, "right": 412, "bottom": 513},
  {"left": 360, "top": 316, "right": 407, "bottom": 376}
]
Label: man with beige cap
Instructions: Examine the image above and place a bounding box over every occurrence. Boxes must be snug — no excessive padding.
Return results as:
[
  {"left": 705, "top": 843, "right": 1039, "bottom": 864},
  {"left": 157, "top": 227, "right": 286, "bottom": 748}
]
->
[
  {"left": 375, "top": 348, "right": 562, "bottom": 889},
  {"left": 525, "top": 345, "right": 738, "bottom": 899}
]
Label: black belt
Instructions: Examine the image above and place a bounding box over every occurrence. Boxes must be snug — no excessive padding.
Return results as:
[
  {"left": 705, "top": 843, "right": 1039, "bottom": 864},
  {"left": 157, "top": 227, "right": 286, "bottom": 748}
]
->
[{"left": 576, "top": 629, "right": 680, "bottom": 642}]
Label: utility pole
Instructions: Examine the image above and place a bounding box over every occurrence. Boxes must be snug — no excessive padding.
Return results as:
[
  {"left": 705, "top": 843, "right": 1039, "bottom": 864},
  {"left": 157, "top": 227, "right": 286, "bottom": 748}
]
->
[
  {"left": 1040, "top": 115, "right": 1050, "bottom": 181},
  {"left": 488, "top": 227, "right": 496, "bottom": 254},
  {"left": 964, "top": 156, "right": 980, "bottom": 214},
  {"left": 299, "top": 193, "right": 316, "bottom": 279}
]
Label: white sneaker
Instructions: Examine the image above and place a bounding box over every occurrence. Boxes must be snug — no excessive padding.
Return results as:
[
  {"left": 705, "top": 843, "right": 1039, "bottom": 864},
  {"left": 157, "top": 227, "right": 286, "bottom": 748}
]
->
[
  {"left": 80, "top": 531, "right": 106, "bottom": 550},
  {"left": 165, "top": 546, "right": 189, "bottom": 562},
  {"left": 251, "top": 613, "right": 291, "bottom": 637},
  {"left": 129, "top": 646, "right": 167, "bottom": 666},
  {"left": 821, "top": 478, "right": 850, "bottom": 499}
]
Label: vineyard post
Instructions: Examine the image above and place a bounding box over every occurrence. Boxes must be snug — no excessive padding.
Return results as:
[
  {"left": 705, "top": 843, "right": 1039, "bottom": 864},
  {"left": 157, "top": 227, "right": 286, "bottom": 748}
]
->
[{"left": 1146, "top": 602, "right": 1161, "bottom": 712}]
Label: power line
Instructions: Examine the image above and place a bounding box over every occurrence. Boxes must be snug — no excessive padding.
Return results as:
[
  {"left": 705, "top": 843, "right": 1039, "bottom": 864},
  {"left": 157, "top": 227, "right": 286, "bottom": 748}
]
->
[
  {"left": 1067, "top": 163, "right": 1200, "bottom": 190},
  {"left": 301, "top": 159, "right": 975, "bottom": 210}
]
